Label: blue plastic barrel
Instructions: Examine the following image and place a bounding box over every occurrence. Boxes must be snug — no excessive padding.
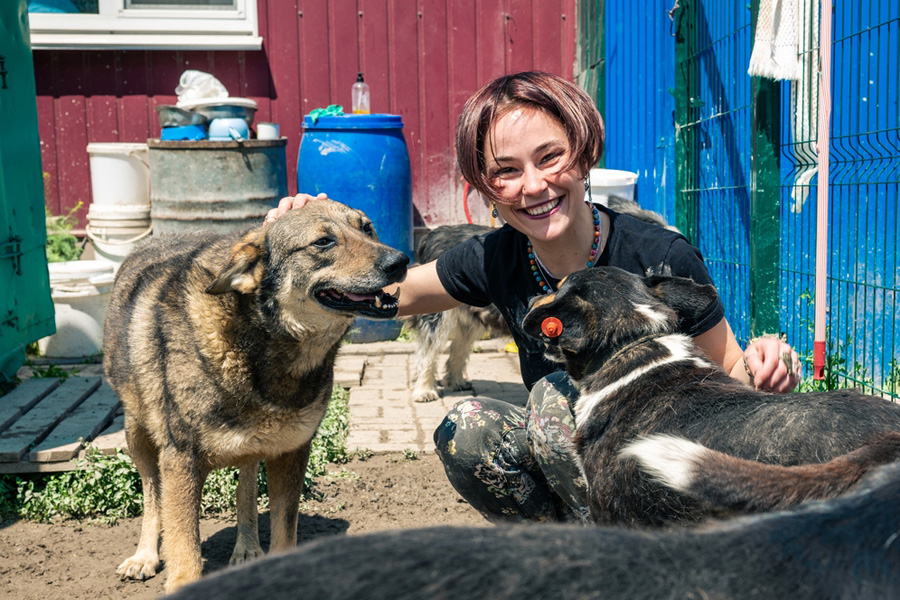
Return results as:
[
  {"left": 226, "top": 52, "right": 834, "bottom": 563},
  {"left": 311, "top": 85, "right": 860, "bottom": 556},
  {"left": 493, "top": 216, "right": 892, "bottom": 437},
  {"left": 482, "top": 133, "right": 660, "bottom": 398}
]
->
[{"left": 297, "top": 114, "right": 413, "bottom": 343}]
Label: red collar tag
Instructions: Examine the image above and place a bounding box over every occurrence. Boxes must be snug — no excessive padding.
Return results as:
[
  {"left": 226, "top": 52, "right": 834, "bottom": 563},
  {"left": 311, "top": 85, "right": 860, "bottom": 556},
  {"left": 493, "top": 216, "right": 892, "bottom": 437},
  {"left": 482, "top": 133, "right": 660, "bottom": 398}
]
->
[{"left": 541, "top": 317, "right": 563, "bottom": 338}]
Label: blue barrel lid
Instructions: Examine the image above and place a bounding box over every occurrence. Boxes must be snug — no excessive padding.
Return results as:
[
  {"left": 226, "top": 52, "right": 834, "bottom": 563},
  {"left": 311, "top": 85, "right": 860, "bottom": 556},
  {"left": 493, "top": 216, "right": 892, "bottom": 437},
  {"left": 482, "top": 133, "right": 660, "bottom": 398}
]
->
[{"left": 302, "top": 114, "right": 404, "bottom": 130}]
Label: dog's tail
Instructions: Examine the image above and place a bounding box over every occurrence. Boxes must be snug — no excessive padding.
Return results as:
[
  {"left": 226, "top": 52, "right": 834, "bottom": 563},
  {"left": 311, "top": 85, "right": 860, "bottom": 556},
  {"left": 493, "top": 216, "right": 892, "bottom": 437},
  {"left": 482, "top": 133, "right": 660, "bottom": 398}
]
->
[{"left": 620, "top": 432, "right": 900, "bottom": 512}]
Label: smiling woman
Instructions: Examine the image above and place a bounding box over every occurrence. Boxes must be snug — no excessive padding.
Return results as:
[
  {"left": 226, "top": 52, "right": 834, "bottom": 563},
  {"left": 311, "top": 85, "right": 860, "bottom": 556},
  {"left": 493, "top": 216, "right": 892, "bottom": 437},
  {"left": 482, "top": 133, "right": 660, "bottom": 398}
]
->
[
  {"left": 269, "top": 70, "right": 803, "bottom": 526},
  {"left": 26, "top": 0, "right": 261, "bottom": 50}
]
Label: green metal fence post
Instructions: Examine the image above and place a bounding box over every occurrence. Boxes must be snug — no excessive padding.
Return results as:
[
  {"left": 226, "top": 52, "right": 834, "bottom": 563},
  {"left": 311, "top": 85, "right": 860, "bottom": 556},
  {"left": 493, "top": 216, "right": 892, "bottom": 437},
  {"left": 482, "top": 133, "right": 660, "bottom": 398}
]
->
[
  {"left": 673, "top": 0, "right": 699, "bottom": 242},
  {"left": 576, "top": 0, "right": 605, "bottom": 168},
  {"left": 749, "top": 0, "right": 782, "bottom": 337}
]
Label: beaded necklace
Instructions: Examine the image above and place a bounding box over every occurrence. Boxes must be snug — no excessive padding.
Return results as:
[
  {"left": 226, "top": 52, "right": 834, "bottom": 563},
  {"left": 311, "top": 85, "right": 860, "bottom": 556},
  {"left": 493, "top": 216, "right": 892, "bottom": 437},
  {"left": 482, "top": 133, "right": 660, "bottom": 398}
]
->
[{"left": 527, "top": 203, "right": 602, "bottom": 294}]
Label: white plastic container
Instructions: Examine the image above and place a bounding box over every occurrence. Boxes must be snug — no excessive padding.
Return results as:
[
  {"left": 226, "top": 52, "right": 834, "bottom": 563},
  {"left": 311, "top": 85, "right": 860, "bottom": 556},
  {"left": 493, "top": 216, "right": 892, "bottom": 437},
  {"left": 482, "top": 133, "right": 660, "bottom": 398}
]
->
[
  {"left": 38, "top": 260, "right": 115, "bottom": 358},
  {"left": 86, "top": 142, "right": 150, "bottom": 207},
  {"left": 589, "top": 168, "right": 638, "bottom": 204},
  {"left": 86, "top": 204, "right": 152, "bottom": 272}
]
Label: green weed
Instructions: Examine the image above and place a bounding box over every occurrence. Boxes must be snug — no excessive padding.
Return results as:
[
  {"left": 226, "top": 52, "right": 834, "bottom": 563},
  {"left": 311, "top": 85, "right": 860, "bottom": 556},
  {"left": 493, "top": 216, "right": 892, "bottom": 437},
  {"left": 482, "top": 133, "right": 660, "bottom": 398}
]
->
[
  {"left": 23, "top": 361, "right": 79, "bottom": 380},
  {"left": 0, "top": 385, "right": 352, "bottom": 524},
  {"left": 45, "top": 202, "right": 84, "bottom": 263}
]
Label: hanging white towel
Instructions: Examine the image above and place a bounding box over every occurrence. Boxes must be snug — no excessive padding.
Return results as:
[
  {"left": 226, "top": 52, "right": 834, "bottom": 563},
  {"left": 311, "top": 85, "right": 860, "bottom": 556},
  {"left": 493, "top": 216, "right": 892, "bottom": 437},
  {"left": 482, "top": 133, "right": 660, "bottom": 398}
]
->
[
  {"left": 790, "top": 1, "right": 819, "bottom": 212},
  {"left": 748, "top": 0, "right": 802, "bottom": 80}
]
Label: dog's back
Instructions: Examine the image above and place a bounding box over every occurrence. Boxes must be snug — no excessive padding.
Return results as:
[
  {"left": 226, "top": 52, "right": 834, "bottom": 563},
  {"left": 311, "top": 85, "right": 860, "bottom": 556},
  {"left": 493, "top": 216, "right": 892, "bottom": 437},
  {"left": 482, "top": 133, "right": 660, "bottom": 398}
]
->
[
  {"left": 168, "top": 461, "right": 900, "bottom": 600},
  {"left": 104, "top": 231, "right": 239, "bottom": 427}
]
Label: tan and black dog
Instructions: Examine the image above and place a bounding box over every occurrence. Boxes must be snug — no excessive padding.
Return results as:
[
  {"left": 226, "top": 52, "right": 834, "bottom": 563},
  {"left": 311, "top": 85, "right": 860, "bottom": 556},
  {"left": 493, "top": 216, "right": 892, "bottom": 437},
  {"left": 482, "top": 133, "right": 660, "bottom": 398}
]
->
[
  {"left": 104, "top": 200, "right": 408, "bottom": 592},
  {"left": 521, "top": 266, "right": 900, "bottom": 527}
]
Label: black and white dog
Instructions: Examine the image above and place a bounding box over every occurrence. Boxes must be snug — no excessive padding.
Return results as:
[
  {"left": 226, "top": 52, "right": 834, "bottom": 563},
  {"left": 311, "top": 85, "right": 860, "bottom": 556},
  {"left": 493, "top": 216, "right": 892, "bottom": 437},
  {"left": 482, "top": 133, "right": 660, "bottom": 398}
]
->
[
  {"left": 521, "top": 266, "right": 900, "bottom": 527},
  {"left": 407, "top": 197, "right": 674, "bottom": 403},
  {"left": 167, "top": 460, "right": 900, "bottom": 600}
]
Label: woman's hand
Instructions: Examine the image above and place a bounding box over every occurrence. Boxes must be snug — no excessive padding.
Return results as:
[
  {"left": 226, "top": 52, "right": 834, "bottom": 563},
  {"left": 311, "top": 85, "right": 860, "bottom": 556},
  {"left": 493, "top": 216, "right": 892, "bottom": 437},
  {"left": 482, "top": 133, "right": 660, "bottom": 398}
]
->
[
  {"left": 265, "top": 192, "right": 329, "bottom": 223},
  {"left": 743, "top": 335, "right": 801, "bottom": 393}
]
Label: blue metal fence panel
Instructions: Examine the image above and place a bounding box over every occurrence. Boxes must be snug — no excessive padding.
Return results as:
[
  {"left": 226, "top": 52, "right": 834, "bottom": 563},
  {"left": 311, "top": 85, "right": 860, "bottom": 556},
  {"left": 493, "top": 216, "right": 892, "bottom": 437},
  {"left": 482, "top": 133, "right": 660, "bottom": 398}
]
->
[
  {"left": 603, "top": 1, "right": 676, "bottom": 219},
  {"left": 781, "top": 2, "right": 900, "bottom": 393},
  {"left": 682, "top": 2, "right": 754, "bottom": 343},
  {"left": 603, "top": 1, "right": 898, "bottom": 392}
]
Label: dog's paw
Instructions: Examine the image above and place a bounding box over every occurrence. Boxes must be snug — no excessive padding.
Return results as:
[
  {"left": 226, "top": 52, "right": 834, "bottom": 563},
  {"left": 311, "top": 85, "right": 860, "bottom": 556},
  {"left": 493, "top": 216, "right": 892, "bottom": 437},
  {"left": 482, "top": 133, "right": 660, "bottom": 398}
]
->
[
  {"left": 412, "top": 388, "right": 440, "bottom": 403},
  {"left": 229, "top": 541, "right": 265, "bottom": 566},
  {"left": 117, "top": 552, "right": 160, "bottom": 581},
  {"left": 442, "top": 376, "right": 473, "bottom": 392}
]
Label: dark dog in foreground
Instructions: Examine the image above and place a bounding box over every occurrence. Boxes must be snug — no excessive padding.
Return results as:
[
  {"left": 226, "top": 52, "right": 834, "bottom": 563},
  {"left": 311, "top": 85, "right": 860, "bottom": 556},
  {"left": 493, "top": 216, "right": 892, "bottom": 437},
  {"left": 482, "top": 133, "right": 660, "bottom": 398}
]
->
[
  {"left": 521, "top": 266, "right": 900, "bottom": 527},
  {"left": 104, "top": 200, "right": 408, "bottom": 592},
  {"left": 407, "top": 224, "right": 508, "bottom": 403},
  {"left": 166, "top": 461, "right": 900, "bottom": 600},
  {"left": 407, "top": 198, "right": 671, "bottom": 403}
]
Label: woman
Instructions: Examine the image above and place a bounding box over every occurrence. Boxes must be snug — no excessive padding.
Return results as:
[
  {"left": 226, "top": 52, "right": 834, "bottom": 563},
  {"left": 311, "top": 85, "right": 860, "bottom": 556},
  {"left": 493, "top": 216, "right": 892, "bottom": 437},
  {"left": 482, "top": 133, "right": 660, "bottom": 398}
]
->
[{"left": 268, "top": 71, "right": 800, "bottom": 523}]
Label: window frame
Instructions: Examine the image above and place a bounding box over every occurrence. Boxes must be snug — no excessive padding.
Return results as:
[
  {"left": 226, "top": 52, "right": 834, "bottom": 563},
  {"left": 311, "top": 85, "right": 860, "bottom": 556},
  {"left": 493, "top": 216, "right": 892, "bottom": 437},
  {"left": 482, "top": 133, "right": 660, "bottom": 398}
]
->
[{"left": 27, "top": 0, "right": 262, "bottom": 50}]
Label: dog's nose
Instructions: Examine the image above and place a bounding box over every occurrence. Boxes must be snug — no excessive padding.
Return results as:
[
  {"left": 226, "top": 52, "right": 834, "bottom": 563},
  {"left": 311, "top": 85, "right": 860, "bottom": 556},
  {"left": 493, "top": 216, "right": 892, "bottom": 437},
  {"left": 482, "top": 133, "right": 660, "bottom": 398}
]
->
[{"left": 380, "top": 251, "right": 410, "bottom": 280}]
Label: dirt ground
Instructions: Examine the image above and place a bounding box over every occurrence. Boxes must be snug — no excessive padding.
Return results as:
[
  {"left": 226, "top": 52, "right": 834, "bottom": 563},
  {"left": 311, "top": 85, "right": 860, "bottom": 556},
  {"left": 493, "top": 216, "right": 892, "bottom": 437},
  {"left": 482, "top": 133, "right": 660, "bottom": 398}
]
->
[{"left": 0, "top": 452, "right": 488, "bottom": 600}]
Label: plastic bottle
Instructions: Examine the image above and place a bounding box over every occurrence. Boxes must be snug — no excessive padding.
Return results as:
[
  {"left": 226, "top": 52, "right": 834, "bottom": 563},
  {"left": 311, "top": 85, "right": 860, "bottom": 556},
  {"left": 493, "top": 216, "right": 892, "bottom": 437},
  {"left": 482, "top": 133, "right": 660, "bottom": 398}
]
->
[{"left": 352, "top": 72, "right": 371, "bottom": 114}]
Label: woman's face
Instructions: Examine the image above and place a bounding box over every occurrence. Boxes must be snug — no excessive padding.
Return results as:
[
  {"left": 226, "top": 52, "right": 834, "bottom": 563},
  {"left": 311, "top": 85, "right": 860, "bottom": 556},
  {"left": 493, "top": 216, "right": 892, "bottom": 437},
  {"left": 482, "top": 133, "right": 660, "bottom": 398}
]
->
[{"left": 484, "top": 107, "right": 587, "bottom": 243}]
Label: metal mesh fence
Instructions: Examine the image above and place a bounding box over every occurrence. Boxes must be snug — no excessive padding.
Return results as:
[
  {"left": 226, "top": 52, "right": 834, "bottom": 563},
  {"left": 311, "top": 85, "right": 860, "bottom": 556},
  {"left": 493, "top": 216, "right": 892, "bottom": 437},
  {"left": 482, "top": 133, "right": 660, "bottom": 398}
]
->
[
  {"left": 602, "top": 0, "right": 899, "bottom": 395},
  {"left": 676, "top": 2, "right": 755, "bottom": 344},
  {"left": 781, "top": 1, "right": 900, "bottom": 394}
]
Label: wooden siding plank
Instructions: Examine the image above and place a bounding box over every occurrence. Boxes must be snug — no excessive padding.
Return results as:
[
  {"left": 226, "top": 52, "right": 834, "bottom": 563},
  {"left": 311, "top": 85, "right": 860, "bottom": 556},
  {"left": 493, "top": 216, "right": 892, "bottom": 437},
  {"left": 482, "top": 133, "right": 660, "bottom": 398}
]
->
[
  {"left": 34, "top": 52, "right": 61, "bottom": 215},
  {"left": 118, "top": 51, "right": 153, "bottom": 143},
  {"left": 148, "top": 50, "right": 184, "bottom": 138},
  {"left": 476, "top": 0, "right": 507, "bottom": 82},
  {"left": 86, "top": 51, "right": 120, "bottom": 144},
  {"left": 328, "top": 0, "right": 360, "bottom": 109},
  {"left": 0, "top": 377, "right": 100, "bottom": 463},
  {"left": 262, "top": 0, "right": 302, "bottom": 194},
  {"left": 29, "top": 380, "right": 121, "bottom": 463},
  {"left": 507, "top": 0, "right": 534, "bottom": 73},
  {"left": 532, "top": 0, "right": 562, "bottom": 73},
  {"left": 445, "top": 0, "right": 481, "bottom": 226},
  {"left": 298, "top": 0, "right": 333, "bottom": 117},
  {"left": 54, "top": 50, "right": 91, "bottom": 227},
  {"left": 0, "top": 379, "right": 61, "bottom": 434},
  {"left": 359, "top": 0, "right": 391, "bottom": 115},
  {"left": 419, "top": 0, "right": 454, "bottom": 226},
  {"left": 388, "top": 1, "right": 422, "bottom": 218},
  {"left": 560, "top": 0, "right": 576, "bottom": 79}
]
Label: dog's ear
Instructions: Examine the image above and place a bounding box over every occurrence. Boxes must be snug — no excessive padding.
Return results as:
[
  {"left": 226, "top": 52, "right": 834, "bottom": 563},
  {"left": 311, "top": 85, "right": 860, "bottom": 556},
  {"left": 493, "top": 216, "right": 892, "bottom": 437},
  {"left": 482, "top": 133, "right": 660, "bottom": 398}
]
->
[
  {"left": 644, "top": 275, "right": 719, "bottom": 328},
  {"left": 206, "top": 228, "right": 266, "bottom": 295}
]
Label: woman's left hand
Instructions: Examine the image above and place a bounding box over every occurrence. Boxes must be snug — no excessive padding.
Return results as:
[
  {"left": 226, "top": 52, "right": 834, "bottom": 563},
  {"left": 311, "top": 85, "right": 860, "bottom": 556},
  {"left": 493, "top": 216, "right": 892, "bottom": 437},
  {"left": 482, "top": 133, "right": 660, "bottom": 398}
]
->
[{"left": 743, "top": 336, "right": 801, "bottom": 393}]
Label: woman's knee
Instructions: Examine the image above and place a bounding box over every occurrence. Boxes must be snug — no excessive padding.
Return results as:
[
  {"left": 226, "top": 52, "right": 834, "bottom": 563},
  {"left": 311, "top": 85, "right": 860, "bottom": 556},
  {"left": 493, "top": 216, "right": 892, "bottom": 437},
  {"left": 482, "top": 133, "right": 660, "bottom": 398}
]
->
[
  {"left": 433, "top": 397, "right": 526, "bottom": 466},
  {"left": 432, "top": 397, "right": 556, "bottom": 522}
]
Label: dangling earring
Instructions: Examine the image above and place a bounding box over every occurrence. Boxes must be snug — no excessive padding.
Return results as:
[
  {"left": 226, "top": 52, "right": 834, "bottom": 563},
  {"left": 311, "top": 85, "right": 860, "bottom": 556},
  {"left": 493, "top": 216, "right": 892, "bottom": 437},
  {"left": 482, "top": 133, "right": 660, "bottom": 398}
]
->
[
  {"left": 584, "top": 175, "right": 593, "bottom": 205},
  {"left": 491, "top": 204, "right": 499, "bottom": 218}
]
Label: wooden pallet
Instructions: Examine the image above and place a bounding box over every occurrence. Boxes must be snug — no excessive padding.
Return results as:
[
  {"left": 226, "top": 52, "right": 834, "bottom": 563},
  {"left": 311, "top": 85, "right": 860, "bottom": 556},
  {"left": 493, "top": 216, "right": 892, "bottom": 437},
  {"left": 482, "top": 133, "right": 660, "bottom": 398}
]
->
[{"left": 0, "top": 377, "right": 125, "bottom": 473}]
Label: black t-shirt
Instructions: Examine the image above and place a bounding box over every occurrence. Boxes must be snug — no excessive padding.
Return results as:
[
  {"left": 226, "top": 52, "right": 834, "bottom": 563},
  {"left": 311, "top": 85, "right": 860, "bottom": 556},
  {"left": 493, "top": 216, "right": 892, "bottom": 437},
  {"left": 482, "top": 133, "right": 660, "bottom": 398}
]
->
[{"left": 435, "top": 204, "right": 725, "bottom": 390}]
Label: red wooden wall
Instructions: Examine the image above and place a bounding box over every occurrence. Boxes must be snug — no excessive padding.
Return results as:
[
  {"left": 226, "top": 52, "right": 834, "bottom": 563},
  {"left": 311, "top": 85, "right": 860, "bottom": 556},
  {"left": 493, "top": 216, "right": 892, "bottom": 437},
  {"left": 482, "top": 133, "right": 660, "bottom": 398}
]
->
[{"left": 33, "top": 0, "right": 576, "bottom": 231}]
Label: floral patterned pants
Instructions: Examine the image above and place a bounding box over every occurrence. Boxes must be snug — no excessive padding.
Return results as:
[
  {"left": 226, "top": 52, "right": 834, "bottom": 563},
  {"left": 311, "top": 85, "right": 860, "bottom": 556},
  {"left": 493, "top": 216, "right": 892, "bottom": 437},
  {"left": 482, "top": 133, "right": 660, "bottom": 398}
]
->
[{"left": 433, "top": 371, "right": 591, "bottom": 523}]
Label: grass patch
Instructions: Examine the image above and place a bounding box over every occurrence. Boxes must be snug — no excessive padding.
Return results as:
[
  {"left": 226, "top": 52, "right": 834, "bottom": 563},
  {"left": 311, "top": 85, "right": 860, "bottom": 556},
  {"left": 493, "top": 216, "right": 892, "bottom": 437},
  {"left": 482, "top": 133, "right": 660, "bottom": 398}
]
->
[{"left": 0, "top": 385, "right": 352, "bottom": 524}]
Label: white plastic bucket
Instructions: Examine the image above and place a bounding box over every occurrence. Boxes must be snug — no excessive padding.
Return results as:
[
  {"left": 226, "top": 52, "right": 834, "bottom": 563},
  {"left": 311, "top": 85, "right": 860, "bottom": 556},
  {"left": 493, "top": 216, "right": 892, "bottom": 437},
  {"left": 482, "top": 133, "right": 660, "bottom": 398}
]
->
[
  {"left": 86, "top": 204, "right": 152, "bottom": 272},
  {"left": 86, "top": 142, "right": 151, "bottom": 207},
  {"left": 38, "top": 260, "right": 115, "bottom": 358},
  {"left": 589, "top": 168, "right": 638, "bottom": 204}
]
